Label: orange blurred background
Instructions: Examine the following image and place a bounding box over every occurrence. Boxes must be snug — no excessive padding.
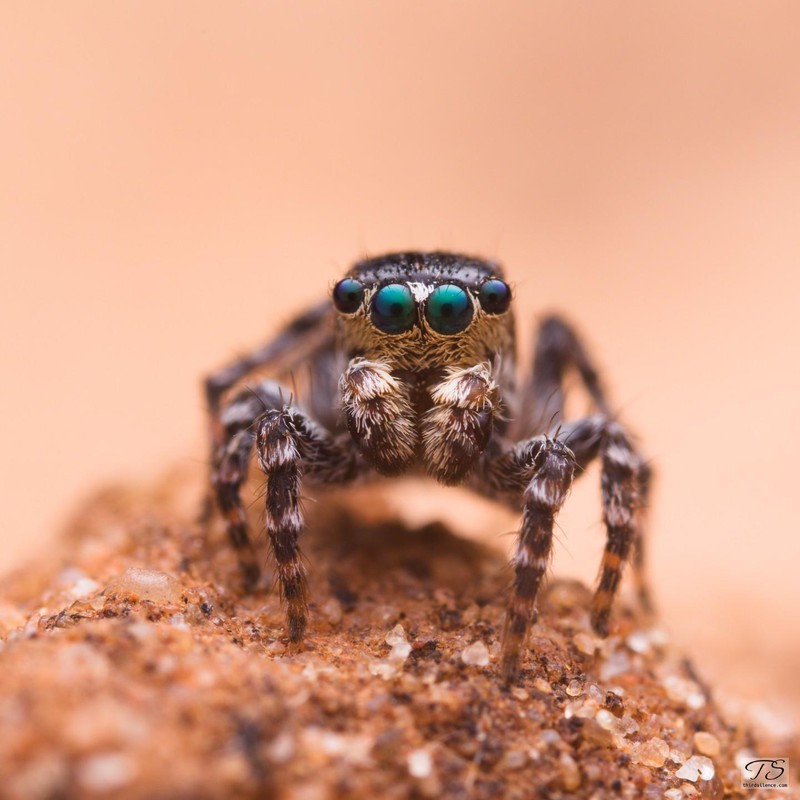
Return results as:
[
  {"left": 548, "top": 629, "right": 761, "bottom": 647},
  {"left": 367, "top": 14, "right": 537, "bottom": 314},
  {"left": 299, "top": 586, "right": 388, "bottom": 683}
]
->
[{"left": 2, "top": 3, "right": 798, "bottom": 719}]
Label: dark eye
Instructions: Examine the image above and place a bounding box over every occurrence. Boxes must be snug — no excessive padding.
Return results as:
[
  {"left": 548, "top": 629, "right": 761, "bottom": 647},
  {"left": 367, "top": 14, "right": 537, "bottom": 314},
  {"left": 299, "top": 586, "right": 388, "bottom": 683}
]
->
[
  {"left": 478, "top": 279, "right": 511, "bottom": 314},
  {"left": 371, "top": 283, "right": 416, "bottom": 333},
  {"left": 425, "top": 284, "right": 473, "bottom": 335},
  {"left": 333, "top": 278, "right": 364, "bottom": 313}
]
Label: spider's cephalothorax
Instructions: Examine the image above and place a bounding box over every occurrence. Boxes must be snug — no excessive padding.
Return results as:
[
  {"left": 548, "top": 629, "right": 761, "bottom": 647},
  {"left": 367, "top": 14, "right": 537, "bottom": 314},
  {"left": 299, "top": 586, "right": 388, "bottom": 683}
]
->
[{"left": 205, "top": 251, "right": 652, "bottom": 683}]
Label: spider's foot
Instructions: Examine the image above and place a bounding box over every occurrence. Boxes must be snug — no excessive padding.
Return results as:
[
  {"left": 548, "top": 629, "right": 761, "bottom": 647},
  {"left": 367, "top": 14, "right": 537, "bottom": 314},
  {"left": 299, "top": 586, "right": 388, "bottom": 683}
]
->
[
  {"left": 287, "top": 612, "right": 307, "bottom": 646},
  {"left": 500, "top": 610, "right": 531, "bottom": 685},
  {"left": 589, "top": 600, "right": 611, "bottom": 638}
]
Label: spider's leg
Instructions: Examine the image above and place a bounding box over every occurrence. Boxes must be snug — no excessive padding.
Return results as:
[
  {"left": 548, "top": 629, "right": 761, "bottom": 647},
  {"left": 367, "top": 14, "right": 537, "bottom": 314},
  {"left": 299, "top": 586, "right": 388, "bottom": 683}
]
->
[
  {"left": 204, "top": 301, "right": 333, "bottom": 453},
  {"left": 256, "top": 402, "right": 359, "bottom": 644},
  {"left": 518, "top": 314, "right": 611, "bottom": 438},
  {"left": 560, "top": 416, "right": 650, "bottom": 635},
  {"left": 481, "top": 436, "right": 576, "bottom": 683},
  {"left": 211, "top": 380, "right": 286, "bottom": 588},
  {"left": 339, "top": 359, "right": 418, "bottom": 475},
  {"left": 421, "top": 363, "right": 498, "bottom": 485},
  {"left": 631, "top": 460, "right": 654, "bottom": 615},
  {"left": 212, "top": 428, "right": 260, "bottom": 589},
  {"left": 520, "top": 316, "right": 655, "bottom": 623}
]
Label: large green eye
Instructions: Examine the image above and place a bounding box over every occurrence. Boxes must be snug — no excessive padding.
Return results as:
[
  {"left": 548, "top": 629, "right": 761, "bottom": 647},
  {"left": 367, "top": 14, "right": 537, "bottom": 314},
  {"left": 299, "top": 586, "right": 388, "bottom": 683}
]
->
[
  {"left": 478, "top": 279, "right": 511, "bottom": 314},
  {"left": 425, "top": 284, "right": 473, "bottom": 335},
  {"left": 333, "top": 278, "right": 365, "bottom": 313},
  {"left": 371, "top": 283, "right": 415, "bottom": 333}
]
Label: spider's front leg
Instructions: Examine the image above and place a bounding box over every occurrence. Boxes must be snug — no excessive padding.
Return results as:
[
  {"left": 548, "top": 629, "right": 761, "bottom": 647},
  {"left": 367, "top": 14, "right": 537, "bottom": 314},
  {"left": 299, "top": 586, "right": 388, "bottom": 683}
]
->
[
  {"left": 339, "top": 359, "right": 418, "bottom": 475},
  {"left": 421, "top": 364, "right": 498, "bottom": 485},
  {"left": 255, "top": 404, "right": 360, "bottom": 643},
  {"left": 481, "top": 436, "right": 577, "bottom": 683}
]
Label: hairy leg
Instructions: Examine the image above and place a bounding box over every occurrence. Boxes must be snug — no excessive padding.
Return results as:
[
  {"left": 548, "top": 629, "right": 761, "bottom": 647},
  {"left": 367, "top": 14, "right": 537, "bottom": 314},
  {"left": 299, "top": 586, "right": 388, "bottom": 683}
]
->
[
  {"left": 421, "top": 363, "right": 498, "bottom": 485},
  {"left": 482, "top": 436, "right": 576, "bottom": 683},
  {"left": 256, "top": 404, "right": 360, "bottom": 643},
  {"left": 519, "top": 314, "right": 611, "bottom": 438},
  {"left": 204, "top": 301, "right": 332, "bottom": 453},
  {"left": 210, "top": 380, "right": 286, "bottom": 587},
  {"left": 339, "top": 359, "right": 418, "bottom": 475},
  {"left": 560, "top": 416, "right": 650, "bottom": 634}
]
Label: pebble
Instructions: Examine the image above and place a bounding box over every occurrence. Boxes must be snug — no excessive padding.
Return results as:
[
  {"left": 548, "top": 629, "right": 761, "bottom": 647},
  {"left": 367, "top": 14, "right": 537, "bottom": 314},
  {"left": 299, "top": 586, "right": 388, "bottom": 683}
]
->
[
  {"left": 460, "top": 641, "right": 490, "bottom": 667},
  {"left": 596, "top": 709, "right": 639, "bottom": 738},
  {"left": 104, "top": 568, "right": 182, "bottom": 605},
  {"left": 586, "top": 684, "right": 604, "bottom": 704},
  {"left": 565, "top": 679, "right": 583, "bottom": 697},
  {"left": 369, "top": 660, "right": 400, "bottom": 680},
  {"left": 662, "top": 675, "right": 705, "bottom": 710},
  {"left": 631, "top": 737, "right": 670, "bottom": 768},
  {"left": 573, "top": 632, "right": 597, "bottom": 656},
  {"left": 533, "top": 677, "right": 552, "bottom": 693},
  {"left": 408, "top": 748, "right": 433, "bottom": 778},
  {"left": 692, "top": 731, "right": 720, "bottom": 757},
  {"left": 77, "top": 753, "right": 136, "bottom": 792},
  {"left": 385, "top": 624, "right": 407, "bottom": 647},
  {"left": 266, "top": 732, "right": 295, "bottom": 764},
  {"left": 625, "top": 630, "right": 652, "bottom": 654},
  {"left": 669, "top": 748, "right": 689, "bottom": 765},
  {"left": 389, "top": 641, "right": 412, "bottom": 663},
  {"left": 321, "top": 599, "right": 343, "bottom": 626},
  {"left": 675, "top": 755, "right": 715, "bottom": 782},
  {"left": 559, "top": 752, "right": 581, "bottom": 790},
  {"left": 68, "top": 577, "right": 102, "bottom": 599}
]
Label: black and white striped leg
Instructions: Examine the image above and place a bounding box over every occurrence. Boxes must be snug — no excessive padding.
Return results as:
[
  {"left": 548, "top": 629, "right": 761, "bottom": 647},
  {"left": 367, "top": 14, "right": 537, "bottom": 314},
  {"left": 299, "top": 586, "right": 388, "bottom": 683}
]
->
[
  {"left": 210, "top": 381, "right": 288, "bottom": 588},
  {"left": 204, "top": 301, "right": 332, "bottom": 455},
  {"left": 212, "top": 428, "right": 260, "bottom": 589},
  {"left": 560, "top": 416, "right": 649, "bottom": 635},
  {"left": 256, "top": 406, "right": 359, "bottom": 644},
  {"left": 631, "top": 460, "right": 654, "bottom": 616},
  {"left": 519, "top": 314, "right": 611, "bottom": 438},
  {"left": 483, "top": 436, "right": 576, "bottom": 683}
]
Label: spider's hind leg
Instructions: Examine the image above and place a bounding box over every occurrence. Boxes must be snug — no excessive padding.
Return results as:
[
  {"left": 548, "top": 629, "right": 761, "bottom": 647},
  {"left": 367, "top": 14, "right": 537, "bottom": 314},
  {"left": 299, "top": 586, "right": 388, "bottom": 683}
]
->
[
  {"left": 560, "top": 416, "right": 652, "bottom": 636},
  {"left": 210, "top": 382, "right": 286, "bottom": 589},
  {"left": 631, "top": 460, "right": 655, "bottom": 616}
]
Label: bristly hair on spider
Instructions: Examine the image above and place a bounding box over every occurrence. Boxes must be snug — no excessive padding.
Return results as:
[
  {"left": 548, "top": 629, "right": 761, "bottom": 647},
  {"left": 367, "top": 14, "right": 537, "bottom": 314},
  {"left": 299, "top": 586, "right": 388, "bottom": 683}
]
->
[{"left": 204, "top": 251, "right": 653, "bottom": 683}]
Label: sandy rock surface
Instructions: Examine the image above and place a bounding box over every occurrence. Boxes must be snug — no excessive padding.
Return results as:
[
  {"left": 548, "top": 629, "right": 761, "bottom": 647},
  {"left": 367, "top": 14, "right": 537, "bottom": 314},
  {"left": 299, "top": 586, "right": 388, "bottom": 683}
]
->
[{"left": 0, "top": 470, "right": 796, "bottom": 799}]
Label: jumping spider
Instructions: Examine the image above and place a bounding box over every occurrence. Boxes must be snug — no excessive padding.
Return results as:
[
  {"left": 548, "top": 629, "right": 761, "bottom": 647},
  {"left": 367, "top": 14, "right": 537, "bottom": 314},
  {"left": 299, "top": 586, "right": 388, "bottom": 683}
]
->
[{"left": 205, "top": 251, "right": 652, "bottom": 682}]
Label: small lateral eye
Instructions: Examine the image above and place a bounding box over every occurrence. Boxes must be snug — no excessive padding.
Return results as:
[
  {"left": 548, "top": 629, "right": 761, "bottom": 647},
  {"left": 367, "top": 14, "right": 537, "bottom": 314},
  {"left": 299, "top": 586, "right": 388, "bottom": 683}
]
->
[
  {"left": 425, "top": 284, "right": 473, "bottom": 335},
  {"left": 478, "top": 279, "right": 511, "bottom": 314},
  {"left": 371, "top": 283, "right": 415, "bottom": 333},
  {"left": 333, "top": 278, "right": 364, "bottom": 313}
]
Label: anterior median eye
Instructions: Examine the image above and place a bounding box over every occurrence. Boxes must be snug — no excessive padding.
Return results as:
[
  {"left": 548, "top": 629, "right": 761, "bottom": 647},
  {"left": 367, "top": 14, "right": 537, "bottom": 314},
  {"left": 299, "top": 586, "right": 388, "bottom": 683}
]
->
[
  {"left": 478, "top": 279, "right": 511, "bottom": 314},
  {"left": 371, "top": 283, "right": 416, "bottom": 333},
  {"left": 332, "top": 278, "right": 365, "bottom": 313},
  {"left": 425, "top": 284, "right": 473, "bottom": 335}
]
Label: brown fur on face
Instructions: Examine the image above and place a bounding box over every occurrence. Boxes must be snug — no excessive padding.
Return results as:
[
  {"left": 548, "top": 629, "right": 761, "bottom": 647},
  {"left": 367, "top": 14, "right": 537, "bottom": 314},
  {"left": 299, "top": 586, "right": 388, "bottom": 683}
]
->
[{"left": 334, "top": 251, "right": 515, "bottom": 372}]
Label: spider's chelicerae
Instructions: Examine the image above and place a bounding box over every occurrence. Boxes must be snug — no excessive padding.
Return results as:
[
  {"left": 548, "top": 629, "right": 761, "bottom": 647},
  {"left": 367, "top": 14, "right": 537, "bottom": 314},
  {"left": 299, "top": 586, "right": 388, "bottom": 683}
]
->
[{"left": 205, "top": 251, "right": 652, "bottom": 682}]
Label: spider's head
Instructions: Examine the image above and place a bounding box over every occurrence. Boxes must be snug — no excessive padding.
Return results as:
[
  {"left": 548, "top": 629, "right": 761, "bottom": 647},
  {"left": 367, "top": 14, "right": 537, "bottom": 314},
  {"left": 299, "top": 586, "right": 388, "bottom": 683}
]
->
[{"left": 332, "top": 251, "right": 514, "bottom": 369}]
